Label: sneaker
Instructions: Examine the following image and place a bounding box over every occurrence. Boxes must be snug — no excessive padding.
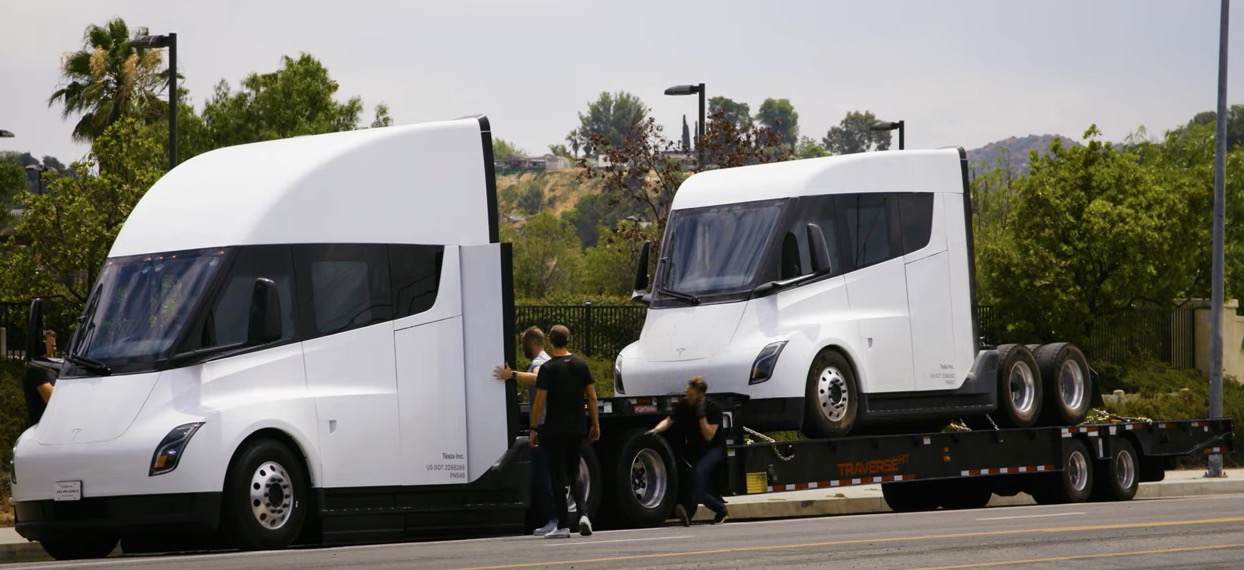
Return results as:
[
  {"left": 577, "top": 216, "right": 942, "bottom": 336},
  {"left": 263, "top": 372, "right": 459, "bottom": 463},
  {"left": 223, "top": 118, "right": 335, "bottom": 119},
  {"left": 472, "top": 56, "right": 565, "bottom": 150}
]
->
[
  {"left": 673, "top": 504, "right": 690, "bottom": 527},
  {"left": 578, "top": 515, "right": 593, "bottom": 536},
  {"left": 544, "top": 528, "right": 571, "bottom": 539},
  {"left": 712, "top": 509, "right": 729, "bottom": 525},
  {"left": 533, "top": 519, "right": 558, "bottom": 536}
]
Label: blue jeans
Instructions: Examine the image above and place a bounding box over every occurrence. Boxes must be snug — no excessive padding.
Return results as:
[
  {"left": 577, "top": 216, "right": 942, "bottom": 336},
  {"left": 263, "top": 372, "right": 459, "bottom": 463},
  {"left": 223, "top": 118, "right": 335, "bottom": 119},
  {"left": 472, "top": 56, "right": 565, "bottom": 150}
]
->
[
  {"left": 682, "top": 445, "right": 726, "bottom": 519},
  {"left": 530, "top": 445, "right": 555, "bottom": 523}
]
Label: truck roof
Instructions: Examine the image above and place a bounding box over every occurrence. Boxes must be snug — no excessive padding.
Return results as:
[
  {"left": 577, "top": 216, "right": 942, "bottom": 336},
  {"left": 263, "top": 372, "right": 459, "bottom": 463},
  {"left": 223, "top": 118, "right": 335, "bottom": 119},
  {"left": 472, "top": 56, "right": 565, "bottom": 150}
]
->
[
  {"left": 671, "top": 147, "right": 966, "bottom": 210},
  {"left": 109, "top": 116, "right": 495, "bottom": 257}
]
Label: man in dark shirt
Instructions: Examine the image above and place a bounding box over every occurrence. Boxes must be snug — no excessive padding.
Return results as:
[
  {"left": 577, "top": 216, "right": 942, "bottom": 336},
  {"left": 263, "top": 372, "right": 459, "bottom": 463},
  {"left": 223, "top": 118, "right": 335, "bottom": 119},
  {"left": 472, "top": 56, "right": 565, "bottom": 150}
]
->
[
  {"left": 529, "top": 324, "right": 600, "bottom": 539},
  {"left": 648, "top": 376, "right": 729, "bottom": 525}
]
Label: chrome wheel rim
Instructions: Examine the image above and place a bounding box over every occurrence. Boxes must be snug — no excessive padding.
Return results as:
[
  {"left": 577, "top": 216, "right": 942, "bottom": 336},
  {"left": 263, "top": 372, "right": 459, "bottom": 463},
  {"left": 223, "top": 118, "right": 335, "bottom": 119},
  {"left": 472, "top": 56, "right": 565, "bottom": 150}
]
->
[
  {"left": 1067, "top": 451, "right": 1089, "bottom": 492},
  {"left": 1115, "top": 449, "right": 1136, "bottom": 490},
  {"left": 1059, "top": 360, "right": 1086, "bottom": 411},
  {"left": 630, "top": 449, "right": 667, "bottom": 509},
  {"left": 249, "top": 461, "right": 294, "bottom": 530},
  {"left": 1008, "top": 361, "right": 1036, "bottom": 415},
  {"left": 817, "top": 366, "right": 850, "bottom": 422},
  {"left": 567, "top": 456, "right": 591, "bottom": 514}
]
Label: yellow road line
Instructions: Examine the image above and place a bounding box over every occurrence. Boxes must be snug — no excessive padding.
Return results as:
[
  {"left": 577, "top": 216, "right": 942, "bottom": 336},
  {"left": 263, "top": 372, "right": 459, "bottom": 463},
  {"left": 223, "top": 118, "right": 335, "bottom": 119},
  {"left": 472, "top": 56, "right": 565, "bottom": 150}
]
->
[
  {"left": 912, "top": 543, "right": 1244, "bottom": 569},
  {"left": 449, "top": 516, "right": 1244, "bottom": 570}
]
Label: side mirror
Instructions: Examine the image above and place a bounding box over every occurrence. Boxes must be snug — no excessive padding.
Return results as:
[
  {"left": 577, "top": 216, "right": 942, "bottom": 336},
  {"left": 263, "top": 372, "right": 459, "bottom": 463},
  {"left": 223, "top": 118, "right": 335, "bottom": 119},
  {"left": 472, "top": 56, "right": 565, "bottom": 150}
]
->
[
  {"left": 26, "top": 298, "right": 44, "bottom": 361},
  {"left": 632, "top": 241, "right": 651, "bottom": 294},
  {"left": 246, "top": 278, "right": 283, "bottom": 345},
  {"left": 806, "top": 223, "right": 833, "bottom": 275}
]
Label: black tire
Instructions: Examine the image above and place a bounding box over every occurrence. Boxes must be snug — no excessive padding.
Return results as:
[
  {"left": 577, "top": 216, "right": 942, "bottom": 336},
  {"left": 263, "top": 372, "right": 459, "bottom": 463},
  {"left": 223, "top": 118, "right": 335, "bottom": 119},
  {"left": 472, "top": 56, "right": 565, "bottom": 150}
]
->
[
  {"left": 1035, "top": 343, "right": 1093, "bottom": 426},
  {"left": 881, "top": 481, "right": 942, "bottom": 512},
  {"left": 1091, "top": 439, "right": 1139, "bottom": 502},
  {"left": 39, "top": 536, "right": 118, "bottom": 560},
  {"left": 994, "top": 344, "right": 1043, "bottom": 428},
  {"left": 1030, "top": 438, "right": 1093, "bottom": 505},
  {"left": 566, "top": 440, "right": 603, "bottom": 521},
  {"left": 802, "top": 349, "right": 859, "bottom": 438},
  {"left": 939, "top": 479, "right": 994, "bottom": 510},
  {"left": 223, "top": 439, "right": 310, "bottom": 550},
  {"left": 609, "top": 429, "right": 678, "bottom": 527}
]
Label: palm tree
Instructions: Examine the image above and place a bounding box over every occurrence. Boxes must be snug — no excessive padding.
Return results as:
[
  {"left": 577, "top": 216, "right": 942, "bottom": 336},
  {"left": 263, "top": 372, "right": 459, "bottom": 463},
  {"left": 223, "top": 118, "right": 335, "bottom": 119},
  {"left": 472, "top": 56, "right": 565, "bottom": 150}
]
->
[{"left": 48, "top": 18, "right": 168, "bottom": 142}]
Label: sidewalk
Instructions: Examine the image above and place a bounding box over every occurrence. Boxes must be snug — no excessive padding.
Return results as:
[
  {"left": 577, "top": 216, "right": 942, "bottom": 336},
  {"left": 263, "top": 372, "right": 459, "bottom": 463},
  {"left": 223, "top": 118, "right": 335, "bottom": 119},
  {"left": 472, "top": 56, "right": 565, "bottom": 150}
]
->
[{"left": 3, "top": 469, "right": 1241, "bottom": 562}]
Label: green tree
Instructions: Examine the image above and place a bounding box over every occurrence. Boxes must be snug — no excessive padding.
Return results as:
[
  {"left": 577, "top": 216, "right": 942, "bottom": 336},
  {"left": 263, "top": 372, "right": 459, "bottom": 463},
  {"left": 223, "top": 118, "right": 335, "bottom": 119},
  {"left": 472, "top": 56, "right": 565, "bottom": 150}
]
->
[
  {"left": 493, "top": 138, "right": 525, "bottom": 160},
  {"left": 562, "top": 191, "right": 644, "bottom": 249},
  {"left": 573, "top": 91, "right": 648, "bottom": 156},
  {"left": 755, "top": 98, "right": 799, "bottom": 148},
  {"left": 1186, "top": 105, "right": 1244, "bottom": 150},
  {"left": 681, "top": 115, "right": 692, "bottom": 152},
  {"left": 548, "top": 144, "right": 573, "bottom": 159},
  {"left": 794, "top": 136, "right": 829, "bottom": 159},
  {"left": 0, "top": 118, "right": 165, "bottom": 306},
  {"left": 822, "top": 110, "right": 892, "bottom": 155},
  {"left": 370, "top": 103, "right": 393, "bottom": 128},
  {"left": 198, "top": 53, "right": 364, "bottom": 151},
  {"left": 566, "top": 128, "right": 584, "bottom": 159},
  {"left": 48, "top": 18, "right": 168, "bottom": 142},
  {"left": 709, "top": 96, "right": 753, "bottom": 132},
  {"left": 978, "top": 127, "right": 1195, "bottom": 346},
  {"left": 0, "top": 160, "right": 25, "bottom": 230},
  {"left": 516, "top": 181, "right": 546, "bottom": 214},
  {"left": 506, "top": 211, "right": 583, "bottom": 299},
  {"left": 581, "top": 220, "right": 651, "bottom": 296}
]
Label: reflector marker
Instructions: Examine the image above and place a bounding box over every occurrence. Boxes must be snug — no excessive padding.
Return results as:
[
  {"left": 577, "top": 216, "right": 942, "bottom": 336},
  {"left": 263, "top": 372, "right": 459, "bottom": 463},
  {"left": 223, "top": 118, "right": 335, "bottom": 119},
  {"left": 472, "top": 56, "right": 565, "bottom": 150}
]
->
[{"left": 764, "top": 474, "right": 913, "bottom": 493}]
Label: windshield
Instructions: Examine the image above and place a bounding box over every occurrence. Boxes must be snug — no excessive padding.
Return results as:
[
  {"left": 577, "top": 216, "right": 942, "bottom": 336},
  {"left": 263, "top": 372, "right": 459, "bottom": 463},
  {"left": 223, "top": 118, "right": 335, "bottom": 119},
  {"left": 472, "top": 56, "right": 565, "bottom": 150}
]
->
[
  {"left": 659, "top": 200, "right": 785, "bottom": 298},
  {"left": 68, "top": 248, "right": 228, "bottom": 376}
]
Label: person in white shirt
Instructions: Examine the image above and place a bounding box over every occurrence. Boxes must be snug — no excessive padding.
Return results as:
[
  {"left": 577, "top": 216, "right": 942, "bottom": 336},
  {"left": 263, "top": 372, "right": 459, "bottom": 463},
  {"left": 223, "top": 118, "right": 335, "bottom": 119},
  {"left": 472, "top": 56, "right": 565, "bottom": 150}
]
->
[{"left": 494, "top": 327, "right": 555, "bottom": 534}]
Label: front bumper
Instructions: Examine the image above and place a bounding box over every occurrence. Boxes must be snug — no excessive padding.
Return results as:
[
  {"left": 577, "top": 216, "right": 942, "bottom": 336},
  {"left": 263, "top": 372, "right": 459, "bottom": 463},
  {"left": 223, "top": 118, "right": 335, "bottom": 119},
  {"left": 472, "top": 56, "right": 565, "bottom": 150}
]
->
[{"left": 14, "top": 492, "right": 221, "bottom": 541}]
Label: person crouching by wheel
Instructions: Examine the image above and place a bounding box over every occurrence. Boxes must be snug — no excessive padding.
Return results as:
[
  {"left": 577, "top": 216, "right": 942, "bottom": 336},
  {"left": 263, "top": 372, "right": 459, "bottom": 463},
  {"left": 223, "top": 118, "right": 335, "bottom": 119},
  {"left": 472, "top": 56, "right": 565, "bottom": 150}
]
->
[{"left": 647, "top": 376, "right": 728, "bottom": 525}]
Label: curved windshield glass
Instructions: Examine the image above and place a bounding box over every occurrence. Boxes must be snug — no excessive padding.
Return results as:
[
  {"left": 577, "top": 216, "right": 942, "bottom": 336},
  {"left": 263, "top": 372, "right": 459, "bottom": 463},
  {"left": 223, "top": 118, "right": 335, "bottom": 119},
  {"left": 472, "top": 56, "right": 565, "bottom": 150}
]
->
[
  {"left": 68, "top": 249, "right": 229, "bottom": 376},
  {"left": 659, "top": 200, "right": 785, "bottom": 298}
]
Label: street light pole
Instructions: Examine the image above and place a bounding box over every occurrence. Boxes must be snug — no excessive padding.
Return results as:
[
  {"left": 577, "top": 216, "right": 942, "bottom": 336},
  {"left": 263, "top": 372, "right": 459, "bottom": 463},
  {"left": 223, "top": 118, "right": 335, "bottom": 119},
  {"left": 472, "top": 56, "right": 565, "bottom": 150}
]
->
[
  {"left": 130, "top": 33, "right": 177, "bottom": 170},
  {"left": 1208, "top": 0, "right": 1229, "bottom": 479},
  {"left": 870, "top": 120, "right": 905, "bottom": 150},
  {"left": 664, "top": 83, "right": 706, "bottom": 167}
]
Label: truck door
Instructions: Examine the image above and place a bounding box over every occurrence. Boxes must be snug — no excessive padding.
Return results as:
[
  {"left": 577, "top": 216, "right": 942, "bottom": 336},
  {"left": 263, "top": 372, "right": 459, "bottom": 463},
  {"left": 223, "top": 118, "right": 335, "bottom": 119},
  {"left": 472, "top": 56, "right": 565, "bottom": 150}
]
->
[{"left": 899, "top": 194, "right": 960, "bottom": 391}]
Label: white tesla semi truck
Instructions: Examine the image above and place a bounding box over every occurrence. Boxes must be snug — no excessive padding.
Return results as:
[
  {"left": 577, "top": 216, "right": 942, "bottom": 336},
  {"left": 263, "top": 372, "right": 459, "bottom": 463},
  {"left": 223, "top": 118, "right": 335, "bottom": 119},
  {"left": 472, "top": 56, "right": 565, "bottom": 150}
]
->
[
  {"left": 614, "top": 148, "right": 1093, "bottom": 437},
  {"left": 11, "top": 116, "right": 527, "bottom": 558}
]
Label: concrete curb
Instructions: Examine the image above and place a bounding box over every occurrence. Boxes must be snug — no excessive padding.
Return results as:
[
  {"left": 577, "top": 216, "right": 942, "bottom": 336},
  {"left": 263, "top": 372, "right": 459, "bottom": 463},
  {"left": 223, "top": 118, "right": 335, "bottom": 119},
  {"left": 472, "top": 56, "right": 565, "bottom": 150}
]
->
[{"left": 0, "top": 542, "right": 48, "bottom": 564}]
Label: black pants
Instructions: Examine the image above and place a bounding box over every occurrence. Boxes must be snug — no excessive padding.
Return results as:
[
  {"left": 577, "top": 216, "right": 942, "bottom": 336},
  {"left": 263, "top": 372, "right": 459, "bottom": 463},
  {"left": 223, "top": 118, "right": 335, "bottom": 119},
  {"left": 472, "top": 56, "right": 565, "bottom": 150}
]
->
[
  {"left": 542, "top": 430, "right": 588, "bottom": 529},
  {"left": 681, "top": 445, "right": 727, "bottom": 519}
]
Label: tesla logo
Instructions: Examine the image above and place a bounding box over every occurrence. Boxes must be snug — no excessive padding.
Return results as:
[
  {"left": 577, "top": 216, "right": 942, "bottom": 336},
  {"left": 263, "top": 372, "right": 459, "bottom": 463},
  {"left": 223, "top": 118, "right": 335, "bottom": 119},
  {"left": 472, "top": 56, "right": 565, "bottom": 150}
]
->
[
  {"left": 676, "top": 347, "right": 686, "bottom": 357},
  {"left": 71, "top": 428, "right": 82, "bottom": 441}
]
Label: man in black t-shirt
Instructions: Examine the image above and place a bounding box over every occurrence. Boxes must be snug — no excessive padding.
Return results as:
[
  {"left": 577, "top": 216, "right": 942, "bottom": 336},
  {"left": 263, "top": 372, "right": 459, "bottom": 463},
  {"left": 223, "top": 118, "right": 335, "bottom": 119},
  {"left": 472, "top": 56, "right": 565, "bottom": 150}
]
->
[
  {"left": 648, "top": 376, "right": 729, "bottom": 525},
  {"left": 529, "top": 325, "right": 600, "bottom": 539}
]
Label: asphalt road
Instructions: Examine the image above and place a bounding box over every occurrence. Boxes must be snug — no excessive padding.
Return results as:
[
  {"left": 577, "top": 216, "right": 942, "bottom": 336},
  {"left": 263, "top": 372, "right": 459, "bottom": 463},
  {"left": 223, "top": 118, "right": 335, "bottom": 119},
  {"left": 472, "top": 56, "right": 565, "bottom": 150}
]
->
[{"left": 9, "top": 494, "right": 1244, "bottom": 570}]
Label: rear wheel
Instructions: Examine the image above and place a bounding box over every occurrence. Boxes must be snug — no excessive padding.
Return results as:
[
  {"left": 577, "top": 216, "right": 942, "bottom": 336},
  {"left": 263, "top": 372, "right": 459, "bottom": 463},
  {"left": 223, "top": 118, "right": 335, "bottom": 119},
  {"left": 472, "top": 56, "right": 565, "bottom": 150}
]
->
[
  {"left": 567, "top": 441, "right": 603, "bottom": 520},
  {"left": 608, "top": 429, "right": 678, "bottom": 527},
  {"left": 939, "top": 479, "right": 994, "bottom": 510},
  {"left": 1036, "top": 343, "right": 1092, "bottom": 426},
  {"left": 39, "top": 536, "right": 118, "bottom": 560},
  {"left": 1091, "top": 439, "right": 1139, "bottom": 502},
  {"left": 994, "top": 344, "right": 1042, "bottom": 428},
  {"left": 1030, "top": 438, "right": 1093, "bottom": 505},
  {"left": 881, "top": 481, "right": 942, "bottom": 512},
  {"left": 803, "top": 350, "right": 859, "bottom": 438},
  {"left": 223, "top": 439, "right": 309, "bottom": 550}
]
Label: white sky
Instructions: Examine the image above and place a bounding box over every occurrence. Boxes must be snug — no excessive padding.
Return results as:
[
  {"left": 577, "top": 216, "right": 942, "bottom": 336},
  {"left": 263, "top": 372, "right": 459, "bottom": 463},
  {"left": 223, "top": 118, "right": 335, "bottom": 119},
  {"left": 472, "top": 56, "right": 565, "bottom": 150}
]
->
[{"left": 1, "top": 0, "right": 1241, "bottom": 163}]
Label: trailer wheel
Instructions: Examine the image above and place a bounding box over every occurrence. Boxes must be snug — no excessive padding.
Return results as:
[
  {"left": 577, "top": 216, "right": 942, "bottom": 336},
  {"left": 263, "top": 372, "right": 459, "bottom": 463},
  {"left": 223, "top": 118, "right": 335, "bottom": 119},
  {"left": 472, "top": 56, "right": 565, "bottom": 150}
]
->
[
  {"left": 609, "top": 429, "right": 678, "bottom": 527},
  {"left": 1030, "top": 438, "right": 1093, "bottom": 504},
  {"left": 1091, "top": 439, "right": 1139, "bottom": 502},
  {"left": 39, "top": 535, "right": 118, "bottom": 560},
  {"left": 567, "top": 440, "right": 603, "bottom": 521},
  {"left": 223, "top": 439, "right": 309, "bottom": 550},
  {"left": 995, "top": 344, "right": 1042, "bottom": 428},
  {"left": 881, "top": 481, "right": 941, "bottom": 512},
  {"left": 1035, "top": 343, "right": 1092, "bottom": 426},
  {"left": 939, "top": 479, "right": 994, "bottom": 510},
  {"left": 803, "top": 349, "right": 859, "bottom": 438}
]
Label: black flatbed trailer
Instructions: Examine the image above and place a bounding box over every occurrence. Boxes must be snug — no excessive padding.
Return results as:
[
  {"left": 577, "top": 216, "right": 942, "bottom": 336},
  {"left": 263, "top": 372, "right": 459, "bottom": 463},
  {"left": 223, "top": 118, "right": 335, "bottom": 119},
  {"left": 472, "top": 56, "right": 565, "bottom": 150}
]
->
[{"left": 574, "top": 394, "right": 1235, "bottom": 526}]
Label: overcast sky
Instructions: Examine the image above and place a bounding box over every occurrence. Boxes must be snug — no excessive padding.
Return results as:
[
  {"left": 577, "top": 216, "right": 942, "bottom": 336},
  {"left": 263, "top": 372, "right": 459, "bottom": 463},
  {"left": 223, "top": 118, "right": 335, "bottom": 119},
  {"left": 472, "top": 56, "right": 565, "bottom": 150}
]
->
[{"left": 1, "top": 0, "right": 1240, "bottom": 164}]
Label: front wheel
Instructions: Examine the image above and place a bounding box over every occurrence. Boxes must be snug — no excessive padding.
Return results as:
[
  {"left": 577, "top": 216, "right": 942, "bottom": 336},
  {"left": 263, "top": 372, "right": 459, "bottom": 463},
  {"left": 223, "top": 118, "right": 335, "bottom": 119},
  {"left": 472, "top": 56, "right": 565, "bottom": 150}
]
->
[
  {"left": 223, "top": 439, "right": 310, "bottom": 550},
  {"left": 39, "top": 536, "right": 118, "bottom": 560},
  {"left": 1030, "top": 438, "right": 1093, "bottom": 505},
  {"left": 1035, "top": 343, "right": 1092, "bottom": 426},
  {"left": 803, "top": 350, "right": 859, "bottom": 438},
  {"left": 1091, "top": 439, "right": 1139, "bottom": 502},
  {"left": 608, "top": 429, "right": 678, "bottom": 527},
  {"left": 994, "top": 344, "right": 1042, "bottom": 428}
]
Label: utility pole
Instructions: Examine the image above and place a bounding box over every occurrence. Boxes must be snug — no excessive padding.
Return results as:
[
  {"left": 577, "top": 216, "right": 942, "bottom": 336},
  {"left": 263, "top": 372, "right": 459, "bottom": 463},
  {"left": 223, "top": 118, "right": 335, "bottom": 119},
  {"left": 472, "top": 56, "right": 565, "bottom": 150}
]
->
[{"left": 1208, "top": 0, "right": 1229, "bottom": 478}]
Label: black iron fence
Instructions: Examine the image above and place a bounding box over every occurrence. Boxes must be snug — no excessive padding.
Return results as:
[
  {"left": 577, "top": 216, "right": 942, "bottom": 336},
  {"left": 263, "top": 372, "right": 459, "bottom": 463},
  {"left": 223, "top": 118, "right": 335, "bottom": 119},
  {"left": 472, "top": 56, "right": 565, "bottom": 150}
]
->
[
  {"left": 976, "top": 304, "right": 1197, "bottom": 368},
  {"left": 514, "top": 303, "right": 647, "bottom": 359},
  {"left": 1, "top": 301, "right": 29, "bottom": 360}
]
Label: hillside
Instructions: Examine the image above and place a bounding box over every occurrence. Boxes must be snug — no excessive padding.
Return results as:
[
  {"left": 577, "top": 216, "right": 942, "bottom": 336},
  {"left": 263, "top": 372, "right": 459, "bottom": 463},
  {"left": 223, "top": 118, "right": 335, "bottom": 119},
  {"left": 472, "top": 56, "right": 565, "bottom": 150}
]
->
[
  {"left": 966, "top": 134, "right": 1078, "bottom": 174},
  {"left": 496, "top": 168, "right": 604, "bottom": 217}
]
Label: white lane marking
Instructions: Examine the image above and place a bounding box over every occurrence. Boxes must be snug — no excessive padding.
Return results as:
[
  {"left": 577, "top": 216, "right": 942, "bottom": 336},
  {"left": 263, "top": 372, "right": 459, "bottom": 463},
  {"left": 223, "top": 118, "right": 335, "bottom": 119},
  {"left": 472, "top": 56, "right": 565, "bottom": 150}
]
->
[
  {"left": 977, "top": 512, "right": 1086, "bottom": 521},
  {"left": 546, "top": 535, "right": 692, "bottom": 547}
]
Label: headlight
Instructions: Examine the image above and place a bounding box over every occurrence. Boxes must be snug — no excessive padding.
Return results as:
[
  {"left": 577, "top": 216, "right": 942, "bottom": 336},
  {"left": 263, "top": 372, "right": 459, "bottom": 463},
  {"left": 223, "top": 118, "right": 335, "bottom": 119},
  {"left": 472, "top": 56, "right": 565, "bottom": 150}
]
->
[
  {"left": 614, "top": 356, "right": 626, "bottom": 395},
  {"left": 150, "top": 422, "right": 204, "bottom": 476},
  {"left": 749, "top": 341, "right": 789, "bottom": 385}
]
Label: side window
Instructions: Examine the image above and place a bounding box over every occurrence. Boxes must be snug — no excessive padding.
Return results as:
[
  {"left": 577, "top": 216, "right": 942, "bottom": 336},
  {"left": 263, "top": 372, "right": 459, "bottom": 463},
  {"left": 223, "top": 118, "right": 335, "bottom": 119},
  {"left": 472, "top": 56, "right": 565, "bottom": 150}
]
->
[
  {"left": 838, "top": 193, "right": 900, "bottom": 269},
  {"left": 295, "top": 244, "right": 392, "bottom": 336},
  {"left": 201, "top": 245, "right": 296, "bottom": 348},
  {"left": 898, "top": 193, "right": 934, "bottom": 253},
  {"left": 783, "top": 195, "right": 839, "bottom": 279},
  {"left": 390, "top": 245, "right": 444, "bottom": 318}
]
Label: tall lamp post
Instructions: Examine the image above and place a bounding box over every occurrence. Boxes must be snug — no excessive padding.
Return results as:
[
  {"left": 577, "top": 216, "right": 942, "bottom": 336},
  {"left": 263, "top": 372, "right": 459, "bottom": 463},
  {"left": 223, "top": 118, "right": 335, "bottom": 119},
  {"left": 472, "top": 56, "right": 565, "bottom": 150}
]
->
[
  {"left": 130, "top": 33, "right": 178, "bottom": 170},
  {"left": 0, "top": 130, "right": 14, "bottom": 138},
  {"left": 870, "top": 120, "right": 905, "bottom": 150},
  {"left": 664, "top": 83, "right": 705, "bottom": 166},
  {"left": 1208, "top": 0, "right": 1230, "bottom": 479}
]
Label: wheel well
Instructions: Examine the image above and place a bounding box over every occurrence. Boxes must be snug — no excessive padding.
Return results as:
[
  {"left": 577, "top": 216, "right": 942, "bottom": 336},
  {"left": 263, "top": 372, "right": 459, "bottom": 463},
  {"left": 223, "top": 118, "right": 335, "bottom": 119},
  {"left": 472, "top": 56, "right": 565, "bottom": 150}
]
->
[
  {"left": 225, "top": 428, "right": 316, "bottom": 490},
  {"left": 817, "top": 344, "right": 861, "bottom": 387}
]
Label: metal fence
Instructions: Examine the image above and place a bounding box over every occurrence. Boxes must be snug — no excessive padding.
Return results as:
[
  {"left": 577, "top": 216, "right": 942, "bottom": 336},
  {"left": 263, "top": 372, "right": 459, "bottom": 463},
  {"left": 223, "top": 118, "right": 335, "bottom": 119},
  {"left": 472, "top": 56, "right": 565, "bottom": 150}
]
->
[
  {"left": 976, "top": 304, "right": 1197, "bottom": 368},
  {"left": 514, "top": 303, "right": 647, "bottom": 359},
  {"left": 1, "top": 301, "right": 29, "bottom": 360}
]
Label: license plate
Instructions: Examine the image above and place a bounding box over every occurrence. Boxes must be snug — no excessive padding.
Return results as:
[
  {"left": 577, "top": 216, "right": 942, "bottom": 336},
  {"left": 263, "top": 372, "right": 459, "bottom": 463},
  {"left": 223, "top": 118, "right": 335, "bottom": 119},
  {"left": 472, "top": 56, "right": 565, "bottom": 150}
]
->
[{"left": 54, "top": 481, "right": 82, "bottom": 502}]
